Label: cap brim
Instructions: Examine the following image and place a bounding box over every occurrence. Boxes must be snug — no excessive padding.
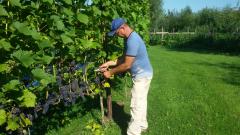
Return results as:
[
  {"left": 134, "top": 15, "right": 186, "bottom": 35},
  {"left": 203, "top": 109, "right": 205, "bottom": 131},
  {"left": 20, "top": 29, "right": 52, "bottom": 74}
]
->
[{"left": 108, "top": 30, "right": 116, "bottom": 36}]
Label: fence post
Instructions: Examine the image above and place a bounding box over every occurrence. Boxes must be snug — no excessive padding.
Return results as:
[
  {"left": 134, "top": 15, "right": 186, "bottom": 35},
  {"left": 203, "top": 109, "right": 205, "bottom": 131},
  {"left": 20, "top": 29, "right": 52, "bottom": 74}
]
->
[
  {"left": 106, "top": 88, "right": 112, "bottom": 120},
  {"left": 161, "top": 26, "right": 164, "bottom": 41}
]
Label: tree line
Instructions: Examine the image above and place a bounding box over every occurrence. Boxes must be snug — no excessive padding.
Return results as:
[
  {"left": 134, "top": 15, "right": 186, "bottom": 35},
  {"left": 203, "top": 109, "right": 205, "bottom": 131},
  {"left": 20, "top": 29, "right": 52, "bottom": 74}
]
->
[{"left": 150, "top": 0, "right": 240, "bottom": 34}]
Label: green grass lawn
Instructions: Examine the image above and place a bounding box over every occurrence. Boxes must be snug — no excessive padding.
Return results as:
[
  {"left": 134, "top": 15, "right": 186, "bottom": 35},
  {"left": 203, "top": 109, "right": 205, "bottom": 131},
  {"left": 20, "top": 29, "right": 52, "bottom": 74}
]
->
[{"left": 47, "top": 46, "right": 240, "bottom": 135}]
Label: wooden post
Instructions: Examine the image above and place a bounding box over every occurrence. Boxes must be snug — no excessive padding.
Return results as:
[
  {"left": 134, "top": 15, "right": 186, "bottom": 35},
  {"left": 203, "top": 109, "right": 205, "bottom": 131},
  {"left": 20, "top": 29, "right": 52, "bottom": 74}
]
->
[
  {"left": 100, "top": 92, "right": 104, "bottom": 124},
  {"left": 161, "top": 26, "right": 164, "bottom": 41},
  {"left": 106, "top": 88, "right": 112, "bottom": 120}
]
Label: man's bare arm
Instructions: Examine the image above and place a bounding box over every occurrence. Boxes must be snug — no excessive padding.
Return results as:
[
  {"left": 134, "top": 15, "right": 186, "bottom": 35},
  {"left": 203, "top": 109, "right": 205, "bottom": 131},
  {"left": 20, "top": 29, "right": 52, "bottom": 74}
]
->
[
  {"left": 109, "top": 56, "right": 135, "bottom": 75},
  {"left": 99, "top": 55, "right": 125, "bottom": 71}
]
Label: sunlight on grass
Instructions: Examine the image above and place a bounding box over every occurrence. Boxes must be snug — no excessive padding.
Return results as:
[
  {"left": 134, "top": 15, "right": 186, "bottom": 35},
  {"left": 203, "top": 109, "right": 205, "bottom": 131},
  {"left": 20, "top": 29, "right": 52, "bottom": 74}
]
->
[{"left": 47, "top": 46, "right": 240, "bottom": 135}]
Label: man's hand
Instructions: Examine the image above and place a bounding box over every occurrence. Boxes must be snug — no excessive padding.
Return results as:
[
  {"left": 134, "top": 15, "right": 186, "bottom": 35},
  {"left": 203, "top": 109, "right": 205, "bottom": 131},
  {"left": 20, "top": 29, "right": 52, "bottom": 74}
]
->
[
  {"left": 99, "top": 63, "right": 109, "bottom": 72},
  {"left": 99, "top": 60, "right": 117, "bottom": 72},
  {"left": 103, "top": 71, "right": 112, "bottom": 78},
  {"left": 108, "top": 56, "right": 135, "bottom": 75},
  {"left": 100, "top": 56, "right": 134, "bottom": 78}
]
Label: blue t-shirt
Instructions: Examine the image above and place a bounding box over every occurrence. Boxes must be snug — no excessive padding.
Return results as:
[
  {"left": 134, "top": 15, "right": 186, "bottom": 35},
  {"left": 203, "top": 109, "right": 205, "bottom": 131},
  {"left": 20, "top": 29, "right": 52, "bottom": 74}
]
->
[{"left": 124, "top": 31, "right": 153, "bottom": 79}]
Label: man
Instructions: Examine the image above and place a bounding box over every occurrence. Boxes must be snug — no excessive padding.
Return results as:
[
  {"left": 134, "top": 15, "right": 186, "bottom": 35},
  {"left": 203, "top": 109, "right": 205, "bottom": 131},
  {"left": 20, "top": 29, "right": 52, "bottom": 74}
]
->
[{"left": 99, "top": 18, "right": 153, "bottom": 135}]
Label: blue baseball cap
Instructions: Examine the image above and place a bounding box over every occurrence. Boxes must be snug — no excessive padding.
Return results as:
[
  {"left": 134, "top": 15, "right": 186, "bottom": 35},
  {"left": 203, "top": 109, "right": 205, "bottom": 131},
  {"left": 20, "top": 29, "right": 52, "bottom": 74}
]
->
[{"left": 108, "top": 18, "right": 126, "bottom": 36}]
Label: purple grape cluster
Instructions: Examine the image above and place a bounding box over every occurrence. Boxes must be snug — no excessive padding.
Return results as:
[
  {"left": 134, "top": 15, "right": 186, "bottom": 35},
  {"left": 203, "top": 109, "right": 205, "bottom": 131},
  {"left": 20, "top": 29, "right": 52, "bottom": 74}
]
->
[{"left": 16, "top": 62, "right": 96, "bottom": 124}]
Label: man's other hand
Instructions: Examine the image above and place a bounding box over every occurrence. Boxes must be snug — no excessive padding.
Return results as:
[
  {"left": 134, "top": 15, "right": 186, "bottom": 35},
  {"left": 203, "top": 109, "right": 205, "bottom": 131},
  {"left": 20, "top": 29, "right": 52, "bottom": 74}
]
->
[
  {"left": 99, "top": 63, "right": 109, "bottom": 72},
  {"left": 103, "top": 71, "right": 112, "bottom": 78}
]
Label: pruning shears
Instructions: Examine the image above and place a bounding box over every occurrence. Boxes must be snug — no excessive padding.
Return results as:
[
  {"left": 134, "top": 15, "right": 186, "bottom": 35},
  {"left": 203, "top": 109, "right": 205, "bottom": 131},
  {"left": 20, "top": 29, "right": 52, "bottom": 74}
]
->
[
  {"left": 94, "top": 68, "right": 101, "bottom": 72},
  {"left": 94, "top": 67, "right": 109, "bottom": 72}
]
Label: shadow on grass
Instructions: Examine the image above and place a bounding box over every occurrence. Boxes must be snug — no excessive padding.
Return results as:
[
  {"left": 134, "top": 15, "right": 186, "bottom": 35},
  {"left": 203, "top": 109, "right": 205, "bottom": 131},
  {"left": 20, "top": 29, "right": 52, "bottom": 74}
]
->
[
  {"left": 112, "top": 101, "right": 131, "bottom": 135},
  {"left": 166, "top": 44, "right": 240, "bottom": 56},
  {"left": 154, "top": 35, "right": 240, "bottom": 56},
  {"left": 31, "top": 96, "right": 101, "bottom": 135},
  {"left": 28, "top": 76, "right": 132, "bottom": 135},
  {"left": 30, "top": 95, "right": 131, "bottom": 135},
  {"left": 188, "top": 61, "right": 240, "bottom": 86}
]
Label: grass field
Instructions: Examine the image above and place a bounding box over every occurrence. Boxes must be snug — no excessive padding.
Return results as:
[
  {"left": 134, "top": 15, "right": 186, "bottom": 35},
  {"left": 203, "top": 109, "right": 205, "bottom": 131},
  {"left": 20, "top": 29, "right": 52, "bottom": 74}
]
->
[{"left": 47, "top": 45, "right": 240, "bottom": 135}]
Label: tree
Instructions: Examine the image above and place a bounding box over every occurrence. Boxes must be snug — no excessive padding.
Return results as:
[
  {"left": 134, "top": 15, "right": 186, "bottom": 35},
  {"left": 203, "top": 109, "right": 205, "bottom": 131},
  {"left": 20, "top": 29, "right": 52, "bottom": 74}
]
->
[
  {"left": 178, "top": 6, "right": 195, "bottom": 31},
  {"left": 195, "top": 8, "right": 218, "bottom": 33},
  {"left": 150, "top": 0, "right": 163, "bottom": 31}
]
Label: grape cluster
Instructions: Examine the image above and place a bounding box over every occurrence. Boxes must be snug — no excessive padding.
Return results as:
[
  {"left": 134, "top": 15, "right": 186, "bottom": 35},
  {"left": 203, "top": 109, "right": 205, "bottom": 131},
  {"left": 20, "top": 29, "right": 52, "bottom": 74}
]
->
[
  {"left": 11, "top": 107, "right": 21, "bottom": 117},
  {"left": 42, "top": 92, "right": 59, "bottom": 114},
  {"left": 15, "top": 62, "right": 100, "bottom": 125},
  {"left": 59, "top": 79, "right": 86, "bottom": 106},
  {"left": 22, "top": 75, "right": 40, "bottom": 88},
  {"left": 94, "top": 76, "right": 105, "bottom": 85}
]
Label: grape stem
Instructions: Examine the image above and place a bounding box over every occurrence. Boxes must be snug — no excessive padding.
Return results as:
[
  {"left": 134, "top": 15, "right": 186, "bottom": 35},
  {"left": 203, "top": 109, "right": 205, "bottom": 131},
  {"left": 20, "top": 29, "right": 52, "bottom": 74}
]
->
[
  {"left": 100, "top": 92, "right": 104, "bottom": 124},
  {"left": 5, "top": 1, "right": 9, "bottom": 35}
]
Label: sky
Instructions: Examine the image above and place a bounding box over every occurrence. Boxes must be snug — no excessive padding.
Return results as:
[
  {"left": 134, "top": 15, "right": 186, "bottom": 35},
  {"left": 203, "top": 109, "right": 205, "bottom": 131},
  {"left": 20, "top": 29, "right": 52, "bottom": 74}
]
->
[{"left": 163, "top": 0, "right": 239, "bottom": 12}]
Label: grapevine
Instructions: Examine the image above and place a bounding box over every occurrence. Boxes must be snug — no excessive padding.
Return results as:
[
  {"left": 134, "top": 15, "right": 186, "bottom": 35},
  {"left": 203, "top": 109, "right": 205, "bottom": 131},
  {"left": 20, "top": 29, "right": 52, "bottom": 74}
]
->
[{"left": 0, "top": 0, "right": 150, "bottom": 134}]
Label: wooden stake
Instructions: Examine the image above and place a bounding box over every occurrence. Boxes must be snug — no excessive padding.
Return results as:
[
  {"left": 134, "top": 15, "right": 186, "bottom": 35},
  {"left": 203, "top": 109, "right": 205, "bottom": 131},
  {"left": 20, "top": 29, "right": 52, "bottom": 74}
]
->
[
  {"left": 100, "top": 93, "right": 104, "bottom": 124},
  {"left": 106, "top": 88, "right": 112, "bottom": 120}
]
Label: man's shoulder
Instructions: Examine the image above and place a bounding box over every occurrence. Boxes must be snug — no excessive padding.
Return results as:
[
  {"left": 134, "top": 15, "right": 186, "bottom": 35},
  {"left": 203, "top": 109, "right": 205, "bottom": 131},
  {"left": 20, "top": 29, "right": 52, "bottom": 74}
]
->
[
  {"left": 127, "top": 32, "right": 143, "bottom": 44},
  {"left": 129, "top": 31, "right": 140, "bottom": 39}
]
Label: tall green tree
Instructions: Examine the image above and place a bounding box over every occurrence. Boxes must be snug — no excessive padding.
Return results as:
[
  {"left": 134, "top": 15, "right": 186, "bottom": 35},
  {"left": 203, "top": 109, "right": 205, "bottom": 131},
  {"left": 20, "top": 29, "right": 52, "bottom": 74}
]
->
[
  {"left": 150, "top": 0, "right": 163, "bottom": 31},
  {"left": 178, "top": 6, "right": 195, "bottom": 31}
]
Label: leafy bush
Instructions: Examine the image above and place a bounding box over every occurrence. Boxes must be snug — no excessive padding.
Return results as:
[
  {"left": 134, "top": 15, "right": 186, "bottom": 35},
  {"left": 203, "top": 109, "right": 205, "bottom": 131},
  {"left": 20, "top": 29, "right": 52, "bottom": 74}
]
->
[{"left": 0, "top": 0, "right": 150, "bottom": 134}]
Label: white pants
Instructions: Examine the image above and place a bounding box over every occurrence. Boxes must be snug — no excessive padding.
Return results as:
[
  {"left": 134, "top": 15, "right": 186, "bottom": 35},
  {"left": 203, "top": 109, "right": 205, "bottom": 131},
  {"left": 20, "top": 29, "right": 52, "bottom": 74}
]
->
[{"left": 127, "top": 77, "right": 152, "bottom": 135}]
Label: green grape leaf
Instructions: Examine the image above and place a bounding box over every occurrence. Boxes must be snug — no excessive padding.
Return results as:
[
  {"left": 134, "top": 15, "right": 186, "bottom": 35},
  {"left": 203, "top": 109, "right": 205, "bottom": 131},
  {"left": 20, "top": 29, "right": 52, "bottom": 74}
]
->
[
  {"left": 12, "top": 50, "right": 35, "bottom": 67},
  {"left": 63, "top": 8, "right": 74, "bottom": 17},
  {"left": 31, "top": 68, "right": 55, "bottom": 86},
  {"left": 113, "top": 10, "right": 119, "bottom": 18},
  {"left": 9, "top": 0, "right": 22, "bottom": 7},
  {"left": 92, "top": 0, "right": 100, "bottom": 4},
  {"left": 94, "top": 88, "right": 102, "bottom": 94},
  {"left": 63, "top": 73, "right": 70, "bottom": 79},
  {"left": 35, "top": 55, "right": 53, "bottom": 65},
  {"left": 38, "top": 39, "right": 54, "bottom": 49},
  {"left": 0, "top": 64, "right": 11, "bottom": 73},
  {"left": 12, "top": 21, "right": 29, "bottom": 33},
  {"left": 77, "top": 13, "right": 89, "bottom": 25},
  {"left": 102, "top": 11, "right": 109, "bottom": 17},
  {"left": 31, "top": 1, "right": 40, "bottom": 9},
  {"left": 41, "top": 55, "right": 53, "bottom": 64},
  {"left": 12, "top": 21, "right": 41, "bottom": 40},
  {"left": 98, "top": 51, "right": 107, "bottom": 58},
  {"left": 0, "top": 109, "right": 7, "bottom": 126},
  {"left": 0, "top": 5, "right": 8, "bottom": 16},
  {"left": 3, "top": 80, "right": 20, "bottom": 91},
  {"left": 18, "top": 89, "right": 36, "bottom": 107},
  {"left": 28, "top": 28, "right": 41, "bottom": 40},
  {"left": 131, "top": 12, "right": 136, "bottom": 21},
  {"left": 103, "top": 82, "right": 110, "bottom": 88},
  {"left": 64, "top": 0, "right": 72, "bottom": 5},
  {"left": 93, "top": 6, "right": 101, "bottom": 15},
  {"left": 61, "top": 34, "right": 73, "bottom": 44},
  {"left": 65, "top": 29, "right": 76, "bottom": 37},
  {"left": 6, "top": 117, "right": 19, "bottom": 131},
  {"left": 50, "top": 15, "right": 65, "bottom": 30},
  {"left": 80, "top": 39, "right": 101, "bottom": 49},
  {"left": 68, "top": 45, "right": 76, "bottom": 57},
  {"left": 43, "top": 0, "right": 53, "bottom": 4},
  {"left": 20, "top": 113, "right": 32, "bottom": 127},
  {"left": 0, "top": 39, "right": 12, "bottom": 51},
  {"left": 55, "top": 20, "right": 65, "bottom": 30},
  {"left": 108, "top": 51, "right": 119, "bottom": 61}
]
